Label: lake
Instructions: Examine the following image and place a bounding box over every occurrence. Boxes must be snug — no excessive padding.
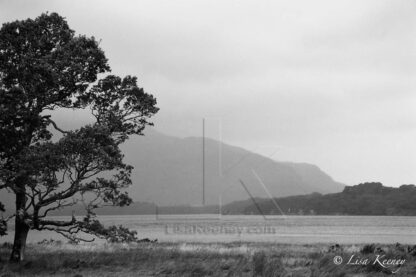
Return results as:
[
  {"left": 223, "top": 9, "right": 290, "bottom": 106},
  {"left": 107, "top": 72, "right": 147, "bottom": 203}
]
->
[{"left": 2, "top": 215, "right": 416, "bottom": 244}]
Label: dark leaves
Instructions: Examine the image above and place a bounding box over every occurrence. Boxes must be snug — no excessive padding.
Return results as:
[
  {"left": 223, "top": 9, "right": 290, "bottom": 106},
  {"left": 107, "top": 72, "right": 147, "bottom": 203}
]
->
[
  {"left": 0, "top": 12, "right": 109, "bottom": 96},
  {"left": 0, "top": 219, "right": 6, "bottom": 236},
  {"left": 0, "top": 12, "right": 110, "bottom": 159},
  {"left": 75, "top": 215, "right": 138, "bottom": 243},
  {"left": 87, "top": 75, "right": 159, "bottom": 139},
  {"left": 0, "top": 202, "right": 6, "bottom": 236},
  {"left": 0, "top": 12, "right": 158, "bottom": 244}
]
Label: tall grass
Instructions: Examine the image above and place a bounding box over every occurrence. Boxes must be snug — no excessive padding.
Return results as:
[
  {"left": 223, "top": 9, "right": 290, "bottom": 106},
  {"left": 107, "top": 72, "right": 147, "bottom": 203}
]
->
[{"left": 0, "top": 242, "right": 415, "bottom": 276}]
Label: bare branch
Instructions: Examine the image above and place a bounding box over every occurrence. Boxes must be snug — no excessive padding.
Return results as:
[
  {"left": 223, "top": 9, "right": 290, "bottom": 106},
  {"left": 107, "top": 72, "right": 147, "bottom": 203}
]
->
[
  {"left": 3, "top": 214, "right": 15, "bottom": 222},
  {"left": 43, "top": 116, "right": 69, "bottom": 134},
  {"left": 39, "top": 198, "right": 78, "bottom": 218},
  {"left": 42, "top": 226, "right": 95, "bottom": 243}
]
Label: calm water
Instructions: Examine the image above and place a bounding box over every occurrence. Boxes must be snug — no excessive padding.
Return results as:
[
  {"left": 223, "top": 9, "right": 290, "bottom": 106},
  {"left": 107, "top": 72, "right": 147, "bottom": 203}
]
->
[{"left": 2, "top": 215, "right": 416, "bottom": 244}]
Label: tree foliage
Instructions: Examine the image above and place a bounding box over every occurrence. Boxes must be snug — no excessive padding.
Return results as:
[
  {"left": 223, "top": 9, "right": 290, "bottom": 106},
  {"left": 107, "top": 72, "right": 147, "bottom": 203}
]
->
[
  {"left": 0, "top": 202, "right": 6, "bottom": 236},
  {"left": 0, "top": 12, "right": 159, "bottom": 260}
]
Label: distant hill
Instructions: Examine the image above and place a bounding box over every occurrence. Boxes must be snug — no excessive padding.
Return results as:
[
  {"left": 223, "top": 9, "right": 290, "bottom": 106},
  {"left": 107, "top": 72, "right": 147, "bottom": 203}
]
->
[
  {"left": 223, "top": 182, "right": 416, "bottom": 216},
  {"left": 121, "top": 128, "right": 344, "bottom": 206},
  {"left": 0, "top": 128, "right": 344, "bottom": 212}
]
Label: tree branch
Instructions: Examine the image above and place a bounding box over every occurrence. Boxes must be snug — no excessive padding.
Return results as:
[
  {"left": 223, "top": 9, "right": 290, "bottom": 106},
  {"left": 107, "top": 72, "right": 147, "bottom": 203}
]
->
[{"left": 43, "top": 116, "right": 69, "bottom": 134}]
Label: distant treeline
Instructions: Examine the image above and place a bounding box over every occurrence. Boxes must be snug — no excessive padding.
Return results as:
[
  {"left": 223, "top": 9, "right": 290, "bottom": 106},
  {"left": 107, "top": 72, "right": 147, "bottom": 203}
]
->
[
  {"left": 50, "top": 201, "right": 219, "bottom": 216},
  {"left": 223, "top": 182, "right": 416, "bottom": 216},
  {"left": 51, "top": 182, "right": 416, "bottom": 216}
]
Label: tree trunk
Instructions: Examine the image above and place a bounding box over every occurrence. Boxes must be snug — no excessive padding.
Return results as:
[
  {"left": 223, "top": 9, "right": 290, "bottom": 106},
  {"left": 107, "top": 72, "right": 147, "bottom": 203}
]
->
[{"left": 10, "top": 190, "right": 29, "bottom": 263}]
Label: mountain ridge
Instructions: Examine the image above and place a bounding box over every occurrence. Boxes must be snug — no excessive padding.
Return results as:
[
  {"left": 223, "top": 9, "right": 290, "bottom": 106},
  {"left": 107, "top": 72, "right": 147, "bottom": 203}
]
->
[
  {"left": 0, "top": 128, "right": 344, "bottom": 211},
  {"left": 122, "top": 128, "right": 344, "bottom": 205}
]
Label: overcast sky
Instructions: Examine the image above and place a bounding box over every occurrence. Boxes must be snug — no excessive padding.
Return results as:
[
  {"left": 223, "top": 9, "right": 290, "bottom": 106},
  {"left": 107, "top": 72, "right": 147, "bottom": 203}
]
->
[{"left": 1, "top": 0, "right": 415, "bottom": 186}]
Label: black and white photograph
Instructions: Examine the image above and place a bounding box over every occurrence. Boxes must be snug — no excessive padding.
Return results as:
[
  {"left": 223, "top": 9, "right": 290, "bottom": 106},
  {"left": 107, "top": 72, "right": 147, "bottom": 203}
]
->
[{"left": 0, "top": 0, "right": 416, "bottom": 276}]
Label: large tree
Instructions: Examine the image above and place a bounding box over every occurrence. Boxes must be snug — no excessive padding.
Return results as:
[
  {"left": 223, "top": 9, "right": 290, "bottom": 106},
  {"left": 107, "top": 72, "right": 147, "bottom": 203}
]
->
[{"left": 0, "top": 13, "right": 158, "bottom": 262}]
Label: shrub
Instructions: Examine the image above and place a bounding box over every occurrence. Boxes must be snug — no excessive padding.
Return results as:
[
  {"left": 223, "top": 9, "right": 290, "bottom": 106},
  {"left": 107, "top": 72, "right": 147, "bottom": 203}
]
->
[
  {"left": 252, "top": 251, "right": 267, "bottom": 276},
  {"left": 360, "top": 244, "right": 375, "bottom": 254}
]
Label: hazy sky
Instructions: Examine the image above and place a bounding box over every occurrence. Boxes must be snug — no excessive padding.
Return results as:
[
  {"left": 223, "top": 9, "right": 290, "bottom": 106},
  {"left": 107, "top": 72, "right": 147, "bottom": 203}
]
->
[{"left": 1, "top": 0, "right": 415, "bottom": 186}]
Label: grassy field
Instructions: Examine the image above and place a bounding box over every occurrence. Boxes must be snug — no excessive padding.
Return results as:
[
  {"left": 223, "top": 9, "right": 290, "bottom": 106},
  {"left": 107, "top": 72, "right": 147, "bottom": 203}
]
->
[{"left": 0, "top": 241, "right": 415, "bottom": 276}]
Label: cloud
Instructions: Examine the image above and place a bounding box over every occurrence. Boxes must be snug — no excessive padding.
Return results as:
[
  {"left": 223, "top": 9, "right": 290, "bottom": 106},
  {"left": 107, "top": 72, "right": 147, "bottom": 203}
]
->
[{"left": 1, "top": 0, "right": 415, "bottom": 186}]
